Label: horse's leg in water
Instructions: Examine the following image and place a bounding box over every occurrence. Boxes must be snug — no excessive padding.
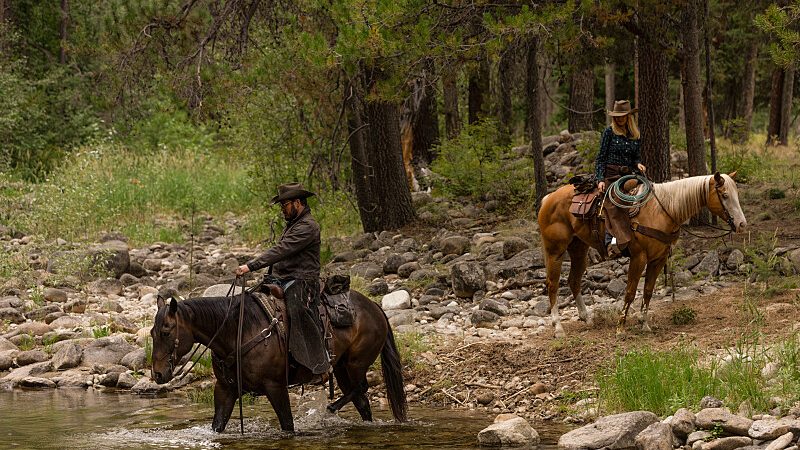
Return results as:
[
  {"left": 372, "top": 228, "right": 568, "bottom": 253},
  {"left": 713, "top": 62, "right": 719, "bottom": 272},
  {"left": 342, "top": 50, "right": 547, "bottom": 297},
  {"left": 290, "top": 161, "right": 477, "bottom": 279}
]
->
[
  {"left": 567, "top": 238, "right": 593, "bottom": 327},
  {"left": 211, "top": 381, "right": 237, "bottom": 432},
  {"left": 346, "top": 362, "right": 372, "bottom": 422},
  {"left": 263, "top": 378, "right": 294, "bottom": 432},
  {"left": 618, "top": 251, "right": 647, "bottom": 334},
  {"left": 327, "top": 360, "right": 356, "bottom": 414},
  {"left": 543, "top": 237, "right": 569, "bottom": 338},
  {"left": 641, "top": 256, "right": 668, "bottom": 333}
]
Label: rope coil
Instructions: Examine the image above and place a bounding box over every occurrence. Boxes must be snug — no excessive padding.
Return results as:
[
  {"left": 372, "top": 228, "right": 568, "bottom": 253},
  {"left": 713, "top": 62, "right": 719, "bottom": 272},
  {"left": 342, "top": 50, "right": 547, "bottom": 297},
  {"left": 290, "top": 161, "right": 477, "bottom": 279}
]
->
[{"left": 607, "top": 174, "right": 653, "bottom": 209}]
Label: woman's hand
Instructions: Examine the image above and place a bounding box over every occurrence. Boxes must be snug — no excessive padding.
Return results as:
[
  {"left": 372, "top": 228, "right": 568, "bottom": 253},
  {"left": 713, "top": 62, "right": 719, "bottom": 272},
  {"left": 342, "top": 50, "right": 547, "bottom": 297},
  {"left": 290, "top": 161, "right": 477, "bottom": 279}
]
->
[
  {"left": 235, "top": 264, "right": 250, "bottom": 276},
  {"left": 597, "top": 181, "right": 606, "bottom": 192},
  {"left": 637, "top": 163, "right": 646, "bottom": 173}
]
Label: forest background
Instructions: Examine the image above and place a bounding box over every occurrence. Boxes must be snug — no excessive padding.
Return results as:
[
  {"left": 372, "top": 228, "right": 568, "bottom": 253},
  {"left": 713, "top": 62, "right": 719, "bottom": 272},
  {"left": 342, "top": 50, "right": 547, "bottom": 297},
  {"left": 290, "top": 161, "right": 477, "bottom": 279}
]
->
[{"left": 1, "top": 0, "right": 799, "bottom": 247}]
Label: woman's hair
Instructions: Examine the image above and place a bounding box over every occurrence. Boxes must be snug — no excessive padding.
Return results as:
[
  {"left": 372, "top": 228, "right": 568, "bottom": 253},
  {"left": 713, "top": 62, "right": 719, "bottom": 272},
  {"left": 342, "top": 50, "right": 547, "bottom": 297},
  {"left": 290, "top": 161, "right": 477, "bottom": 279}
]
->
[{"left": 611, "top": 114, "right": 641, "bottom": 140}]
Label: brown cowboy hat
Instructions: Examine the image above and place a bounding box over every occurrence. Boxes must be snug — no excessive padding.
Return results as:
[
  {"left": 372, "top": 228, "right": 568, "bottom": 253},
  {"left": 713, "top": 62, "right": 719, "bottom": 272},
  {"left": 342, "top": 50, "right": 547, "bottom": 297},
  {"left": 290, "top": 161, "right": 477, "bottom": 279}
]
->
[
  {"left": 270, "top": 182, "right": 316, "bottom": 204},
  {"left": 607, "top": 100, "right": 638, "bottom": 117}
]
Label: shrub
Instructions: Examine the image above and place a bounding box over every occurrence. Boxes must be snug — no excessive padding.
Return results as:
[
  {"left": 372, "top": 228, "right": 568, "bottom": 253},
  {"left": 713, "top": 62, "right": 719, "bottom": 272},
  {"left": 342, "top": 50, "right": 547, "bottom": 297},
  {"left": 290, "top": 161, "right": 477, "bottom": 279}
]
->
[{"left": 670, "top": 306, "right": 697, "bottom": 326}]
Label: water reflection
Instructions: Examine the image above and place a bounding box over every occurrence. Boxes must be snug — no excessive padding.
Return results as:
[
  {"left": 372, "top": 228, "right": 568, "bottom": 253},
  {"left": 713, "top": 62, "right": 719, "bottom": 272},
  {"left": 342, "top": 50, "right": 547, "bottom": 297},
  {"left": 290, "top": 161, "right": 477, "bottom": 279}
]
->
[{"left": 0, "top": 389, "right": 566, "bottom": 449}]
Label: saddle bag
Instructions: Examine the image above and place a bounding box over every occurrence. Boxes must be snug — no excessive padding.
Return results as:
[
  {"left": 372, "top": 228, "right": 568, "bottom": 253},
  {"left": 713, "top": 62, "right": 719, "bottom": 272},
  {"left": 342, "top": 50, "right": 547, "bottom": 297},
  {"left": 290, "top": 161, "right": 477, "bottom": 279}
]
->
[
  {"left": 570, "top": 191, "right": 600, "bottom": 219},
  {"left": 322, "top": 274, "right": 355, "bottom": 327}
]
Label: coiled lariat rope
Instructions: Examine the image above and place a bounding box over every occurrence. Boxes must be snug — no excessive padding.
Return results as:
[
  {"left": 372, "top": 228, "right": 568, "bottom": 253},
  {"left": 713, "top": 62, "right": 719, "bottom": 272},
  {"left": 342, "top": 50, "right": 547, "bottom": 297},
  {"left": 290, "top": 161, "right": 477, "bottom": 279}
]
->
[{"left": 606, "top": 174, "right": 653, "bottom": 208}]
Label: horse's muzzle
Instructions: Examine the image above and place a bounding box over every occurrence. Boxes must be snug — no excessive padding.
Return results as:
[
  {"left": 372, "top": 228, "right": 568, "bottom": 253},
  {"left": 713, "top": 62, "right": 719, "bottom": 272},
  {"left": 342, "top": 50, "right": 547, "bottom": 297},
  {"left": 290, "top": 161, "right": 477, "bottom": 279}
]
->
[{"left": 736, "top": 221, "right": 747, "bottom": 233}]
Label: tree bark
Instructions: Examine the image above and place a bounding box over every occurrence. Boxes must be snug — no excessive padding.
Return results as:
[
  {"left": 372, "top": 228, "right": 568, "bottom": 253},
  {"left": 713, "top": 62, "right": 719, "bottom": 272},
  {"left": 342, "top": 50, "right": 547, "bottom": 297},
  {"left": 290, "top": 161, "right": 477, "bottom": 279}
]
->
[
  {"left": 638, "top": 38, "right": 671, "bottom": 183},
  {"left": 412, "top": 71, "right": 440, "bottom": 165},
  {"left": 767, "top": 68, "right": 783, "bottom": 145},
  {"left": 468, "top": 56, "right": 490, "bottom": 124},
  {"left": 568, "top": 65, "right": 594, "bottom": 132},
  {"left": 779, "top": 67, "right": 794, "bottom": 145},
  {"left": 681, "top": 0, "right": 707, "bottom": 178},
  {"left": 737, "top": 41, "right": 758, "bottom": 143},
  {"left": 634, "top": 37, "right": 640, "bottom": 109},
  {"left": 499, "top": 45, "right": 515, "bottom": 140},
  {"left": 526, "top": 37, "right": 546, "bottom": 213},
  {"left": 442, "top": 65, "right": 461, "bottom": 139},
  {"left": 60, "top": 0, "right": 69, "bottom": 64},
  {"left": 605, "top": 63, "right": 615, "bottom": 126},
  {"left": 347, "top": 70, "right": 416, "bottom": 232}
]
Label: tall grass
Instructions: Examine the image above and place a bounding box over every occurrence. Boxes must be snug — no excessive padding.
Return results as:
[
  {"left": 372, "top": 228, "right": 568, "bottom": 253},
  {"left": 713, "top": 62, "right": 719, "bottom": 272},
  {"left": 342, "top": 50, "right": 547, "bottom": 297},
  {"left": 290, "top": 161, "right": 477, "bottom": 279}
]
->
[{"left": 597, "top": 334, "right": 800, "bottom": 417}]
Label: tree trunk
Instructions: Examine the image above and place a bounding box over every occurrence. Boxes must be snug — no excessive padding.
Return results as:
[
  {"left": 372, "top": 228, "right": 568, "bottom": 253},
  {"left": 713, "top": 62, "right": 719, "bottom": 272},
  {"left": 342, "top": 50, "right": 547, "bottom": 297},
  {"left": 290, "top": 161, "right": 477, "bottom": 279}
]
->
[
  {"left": 468, "top": 56, "right": 490, "bottom": 124},
  {"left": 767, "top": 68, "right": 783, "bottom": 145},
  {"left": 442, "top": 65, "right": 461, "bottom": 139},
  {"left": 346, "top": 71, "right": 416, "bottom": 232},
  {"left": 605, "top": 63, "right": 615, "bottom": 126},
  {"left": 678, "top": 86, "right": 686, "bottom": 131},
  {"left": 499, "top": 45, "right": 515, "bottom": 140},
  {"left": 634, "top": 37, "right": 640, "bottom": 109},
  {"left": 568, "top": 65, "right": 594, "bottom": 132},
  {"left": 526, "top": 37, "right": 546, "bottom": 213},
  {"left": 638, "top": 38, "right": 670, "bottom": 182},
  {"left": 412, "top": 70, "right": 440, "bottom": 165},
  {"left": 0, "top": 0, "right": 6, "bottom": 23},
  {"left": 60, "top": 0, "right": 69, "bottom": 64},
  {"left": 779, "top": 67, "right": 794, "bottom": 145},
  {"left": 681, "top": 0, "right": 706, "bottom": 178},
  {"left": 737, "top": 41, "right": 758, "bottom": 143}
]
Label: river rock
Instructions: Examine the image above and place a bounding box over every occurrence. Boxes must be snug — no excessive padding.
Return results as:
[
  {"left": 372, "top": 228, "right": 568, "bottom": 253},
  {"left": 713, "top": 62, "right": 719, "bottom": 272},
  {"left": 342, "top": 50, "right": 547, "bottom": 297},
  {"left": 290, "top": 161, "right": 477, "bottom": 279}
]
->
[
  {"left": 43, "top": 288, "right": 68, "bottom": 303},
  {"left": 89, "top": 278, "right": 124, "bottom": 296},
  {"left": 480, "top": 299, "right": 509, "bottom": 316},
  {"left": 117, "top": 372, "right": 138, "bottom": 389},
  {"left": 52, "top": 369, "right": 90, "bottom": 388},
  {"left": 451, "top": 262, "right": 486, "bottom": 298},
  {"left": 25, "top": 305, "right": 62, "bottom": 322},
  {"left": 748, "top": 417, "right": 800, "bottom": 440},
  {"left": 131, "top": 377, "right": 167, "bottom": 394},
  {"left": 726, "top": 249, "right": 745, "bottom": 270},
  {"left": 383, "top": 253, "right": 409, "bottom": 274},
  {"left": 350, "top": 262, "right": 383, "bottom": 280},
  {"left": 701, "top": 396, "right": 724, "bottom": 408},
  {"left": 0, "top": 351, "right": 16, "bottom": 371},
  {"left": 49, "top": 315, "right": 83, "bottom": 329},
  {"left": 0, "top": 308, "right": 24, "bottom": 324},
  {"left": 696, "top": 408, "right": 753, "bottom": 436},
  {"left": 121, "top": 349, "right": 146, "bottom": 371},
  {"left": 1, "top": 361, "right": 52, "bottom": 385},
  {"left": 702, "top": 436, "right": 752, "bottom": 450},
  {"left": 388, "top": 310, "right": 415, "bottom": 327},
  {"left": 607, "top": 278, "right": 627, "bottom": 297},
  {"left": 672, "top": 408, "right": 697, "bottom": 438},
  {"left": 82, "top": 336, "right": 138, "bottom": 367},
  {"left": 478, "top": 415, "right": 540, "bottom": 447},
  {"left": 634, "top": 422, "right": 673, "bottom": 450},
  {"left": 787, "top": 248, "right": 800, "bottom": 274},
  {"left": 764, "top": 432, "right": 795, "bottom": 450},
  {"left": 52, "top": 342, "right": 83, "bottom": 370},
  {"left": 440, "top": 236, "right": 471, "bottom": 256},
  {"left": 382, "top": 291, "right": 411, "bottom": 310},
  {"left": 692, "top": 251, "right": 720, "bottom": 276},
  {"left": 64, "top": 299, "right": 88, "bottom": 314},
  {"left": 687, "top": 430, "right": 713, "bottom": 445},
  {"left": 366, "top": 280, "right": 389, "bottom": 296},
  {"left": 11, "top": 322, "right": 53, "bottom": 337},
  {"left": 15, "top": 350, "right": 49, "bottom": 366},
  {"left": 471, "top": 310, "right": 499, "bottom": 327},
  {"left": 0, "top": 296, "right": 22, "bottom": 308},
  {"left": 19, "top": 377, "right": 56, "bottom": 389},
  {"left": 89, "top": 240, "right": 131, "bottom": 278},
  {"left": 0, "top": 337, "right": 17, "bottom": 352},
  {"left": 397, "top": 262, "right": 420, "bottom": 278},
  {"left": 486, "top": 249, "right": 545, "bottom": 279},
  {"left": 201, "top": 284, "right": 243, "bottom": 297},
  {"left": 558, "top": 411, "right": 659, "bottom": 450},
  {"left": 502, "top": 237, "right": 530, "bottom": 260}
]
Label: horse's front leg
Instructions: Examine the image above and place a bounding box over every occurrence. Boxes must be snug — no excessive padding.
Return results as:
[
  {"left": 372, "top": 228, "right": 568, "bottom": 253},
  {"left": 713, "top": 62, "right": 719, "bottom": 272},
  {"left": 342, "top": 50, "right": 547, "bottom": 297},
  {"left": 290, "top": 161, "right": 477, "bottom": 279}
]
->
[
  {"left": 212, "top": 380, "right": 237, "bottom": 432},
  {"left": 264, "top": 379, "right": 294, "bottom": 432},
  {"left": 618, "top": 252, "right": 647, "bottom": 335},
  {"left": 641, "top": 256, "right": 668, "bottom": 333},
  {"left": 567, "top": 239, "right": 593, "bottom": 327},
  {"left": 545, "top": 249, "right": 567, "bottom": 338}
]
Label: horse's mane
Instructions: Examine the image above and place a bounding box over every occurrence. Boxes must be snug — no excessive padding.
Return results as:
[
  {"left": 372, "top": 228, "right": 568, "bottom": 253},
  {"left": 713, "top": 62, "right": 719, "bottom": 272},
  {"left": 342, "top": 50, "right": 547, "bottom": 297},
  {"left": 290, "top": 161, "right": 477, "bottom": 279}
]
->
[
  {"left": 651, "top": 175, "right": 712, "bottom": 225},
  {"left": 178, "top": 294, "right": 265, "bottom": 332}
]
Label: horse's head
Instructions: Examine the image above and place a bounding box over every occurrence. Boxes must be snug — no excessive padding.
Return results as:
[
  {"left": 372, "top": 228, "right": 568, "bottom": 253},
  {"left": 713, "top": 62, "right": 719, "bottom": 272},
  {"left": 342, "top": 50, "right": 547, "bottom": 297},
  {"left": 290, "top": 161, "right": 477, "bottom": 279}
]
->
[
  {"left": 150, "top": 296, "right": 193, "bottom": 384},
  {"left": 708, "top": 172, "right": 747, "bottom": 233}
]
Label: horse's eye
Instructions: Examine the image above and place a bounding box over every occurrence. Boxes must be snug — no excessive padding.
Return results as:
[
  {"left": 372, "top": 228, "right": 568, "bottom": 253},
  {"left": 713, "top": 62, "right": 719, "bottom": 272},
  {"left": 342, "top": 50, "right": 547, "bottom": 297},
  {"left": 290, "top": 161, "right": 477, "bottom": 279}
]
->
[{"left": 722, "top": 193, "right": 729, "bottom": 199}]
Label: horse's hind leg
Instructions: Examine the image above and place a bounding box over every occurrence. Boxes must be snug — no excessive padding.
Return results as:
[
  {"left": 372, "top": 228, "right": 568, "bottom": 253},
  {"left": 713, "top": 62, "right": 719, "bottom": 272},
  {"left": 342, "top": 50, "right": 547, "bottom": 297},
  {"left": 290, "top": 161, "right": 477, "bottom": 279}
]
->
[
  {"left": 327, "top": 362, "right": 356, "bottom": 414},
  {"left": 264, "top": 379, "right": 294, "bottom": 432},
  {"left": 618, "top": 252, "right": 647, "bottom": 335},
  {"left": 567, "top": 238, "right": 593, "bottom": 327},
  {"left": 544, "top": 241, "right": 568, "bottom": 338},
  {"left": 212, "top": 381, "right": 237, "bottom": 432},
  {"left": 641, "top": 257, "right": 668, "bottom": 333}
]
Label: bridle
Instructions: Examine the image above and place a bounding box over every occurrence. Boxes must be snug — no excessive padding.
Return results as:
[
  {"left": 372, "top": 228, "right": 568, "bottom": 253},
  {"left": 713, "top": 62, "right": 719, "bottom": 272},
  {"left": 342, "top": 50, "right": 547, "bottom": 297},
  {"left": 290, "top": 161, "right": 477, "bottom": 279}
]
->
[{"left": 649, "top": 174, "right": 737, "bottom": 240}]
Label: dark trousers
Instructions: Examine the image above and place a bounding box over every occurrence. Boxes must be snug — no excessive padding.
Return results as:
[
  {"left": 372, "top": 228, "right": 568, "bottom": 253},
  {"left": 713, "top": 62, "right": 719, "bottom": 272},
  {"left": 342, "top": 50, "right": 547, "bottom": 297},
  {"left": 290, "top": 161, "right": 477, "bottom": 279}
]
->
[{"left": 284, "top": 279, "right": 330, "bottom": 375}]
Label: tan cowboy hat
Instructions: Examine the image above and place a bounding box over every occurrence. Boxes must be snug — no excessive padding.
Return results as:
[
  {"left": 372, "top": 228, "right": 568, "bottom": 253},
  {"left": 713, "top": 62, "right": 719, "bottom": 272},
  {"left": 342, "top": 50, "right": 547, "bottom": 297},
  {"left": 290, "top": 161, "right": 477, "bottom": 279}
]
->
[
  {"left": 607, "top": 100, "right": 638, "bottom": 117},
  {"left": 270, "top": 182, "right": 316, "bottom": 204}
]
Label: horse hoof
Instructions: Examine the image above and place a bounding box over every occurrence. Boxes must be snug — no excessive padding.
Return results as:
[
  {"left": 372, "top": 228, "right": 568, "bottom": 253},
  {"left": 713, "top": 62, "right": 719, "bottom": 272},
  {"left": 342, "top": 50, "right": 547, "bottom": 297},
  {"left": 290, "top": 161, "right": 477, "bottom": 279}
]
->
[
  {"left": 641, "top": 324, "right": 652, "bottom": 333},
  {"left": 326, "top": 405, "right": 337, "bottom": 414}
]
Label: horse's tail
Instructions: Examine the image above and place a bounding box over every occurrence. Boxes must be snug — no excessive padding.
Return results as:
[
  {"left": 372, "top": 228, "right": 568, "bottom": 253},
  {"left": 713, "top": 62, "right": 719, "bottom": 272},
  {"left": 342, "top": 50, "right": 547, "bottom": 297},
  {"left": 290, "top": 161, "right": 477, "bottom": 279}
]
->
[{"left": 380, "top": 315, "right": 408, "bottom": 422}]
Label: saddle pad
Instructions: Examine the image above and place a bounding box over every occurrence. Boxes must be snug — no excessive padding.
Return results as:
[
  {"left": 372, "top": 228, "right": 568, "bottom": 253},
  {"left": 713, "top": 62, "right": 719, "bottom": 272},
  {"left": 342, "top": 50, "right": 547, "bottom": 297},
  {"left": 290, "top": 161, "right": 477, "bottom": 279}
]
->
[
  {"left": 570, "top": 191, "right": 600, "bottom": 219},
  {"left": 252, "top": 291, "right": 286, "bottom": 340}
]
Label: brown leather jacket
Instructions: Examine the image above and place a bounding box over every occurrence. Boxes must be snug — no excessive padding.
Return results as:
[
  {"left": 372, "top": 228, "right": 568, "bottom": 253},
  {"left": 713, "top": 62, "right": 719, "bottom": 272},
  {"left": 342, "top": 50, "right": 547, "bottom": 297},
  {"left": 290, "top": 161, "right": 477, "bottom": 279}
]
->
[{"left": 245, "top": 207, "right": 321, "bottom": 281}]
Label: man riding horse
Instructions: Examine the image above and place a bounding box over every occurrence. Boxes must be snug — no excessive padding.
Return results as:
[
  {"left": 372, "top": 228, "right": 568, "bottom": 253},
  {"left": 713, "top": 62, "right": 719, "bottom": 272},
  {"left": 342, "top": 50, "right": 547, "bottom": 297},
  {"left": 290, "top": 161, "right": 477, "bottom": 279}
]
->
[{"left": 235, "top": 182, "right": 330, "bottom": 380}]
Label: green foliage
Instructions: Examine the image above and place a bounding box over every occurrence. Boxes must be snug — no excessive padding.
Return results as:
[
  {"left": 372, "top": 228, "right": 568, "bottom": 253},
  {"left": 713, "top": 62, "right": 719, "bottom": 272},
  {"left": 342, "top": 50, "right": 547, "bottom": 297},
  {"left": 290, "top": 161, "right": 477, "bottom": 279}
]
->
[
  {"left": 92, "top": 325, "right": 111, "bottom": 339},
  {"left": 144, "top": 337, "right": 153, "bottom": 367},
  {"left": 755, "top": 1, "right": 800, "bottom": 68},
  {"left": 431, "top": 120, "right": 533, "bottom": 207},
  {"left": 670, "top": 306, "right": 697, "bottom": 326},
  {"left": 767, "top": 188, "right": 786, "bottom": 199},
  {"left": 16, "top": 335, "right": 36, "bottom": 351},
  {"left": 191, "top": 351, "right": 214, "bottom": 378}
]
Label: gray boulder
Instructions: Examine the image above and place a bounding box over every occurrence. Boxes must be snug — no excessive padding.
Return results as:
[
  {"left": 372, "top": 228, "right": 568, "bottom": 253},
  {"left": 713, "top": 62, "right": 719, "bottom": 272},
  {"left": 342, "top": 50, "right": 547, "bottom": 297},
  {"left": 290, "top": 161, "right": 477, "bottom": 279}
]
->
[
  {"left": 202, "top": 283, "right": 243, "bottom": 297},
  {"left": 382, "top": 291, "right": 411, "bottom": 311},
  {"left": 502, "top": 237, "right": 530, "bottom": 260},
  {"left": 89, "top": 240, "right": 131, "bottom": 278},
  {"left": 82, "top": 336, "right": 138, "bottom": 367},
  {"left": 451, "top": 262, "right": 486, "bottom": 298},
  {"left": 440, "top": 236, "right": 471, "bottom": 256},
  {"left": 558, "top": 411, "right": 659, "bottom": 450},
  {"left": 764, "top": 432, "right": 795, "bottom": 450},
  {"left": 25, "top": 305, "right": 62, "bottom": 322},
  {"left": 19, "top": 377, "right": 56, "bottom": 389},
  {"left": 634, "top": 422, "right": 674, "bottom": 450},
  {"left": 471, "top": 310, "right": 499, "bottom": 327},
  {"left": 383, "top": 253, "right": 408, "bottom": 274},
  {"left": 52, "top": 369, "right": 90, "bottom": 388},
  {"left": 52, "top": 342, "right": 83, "bottom": 370},
  {"left": 397, "top": 261, "right": 421, "bottom": 278},
  {"left": 121, "top": 349, "right": 147, "bottom": 371},
  {"left": 695, "top": 408, "right": 753, "bottom": 436},
  {"left": 748, "top": 417, "right": 800, "bottom": 440},
  {"left": 702, "top": 437, "right": 752, "bottom": 450},
  {"left": 0, "top": 296, "right": 22, "bottom": 308},
  {"left": 692, "top": 250, "right": 720, "bottom": 276},
  {"left": 726, "top": 249, "right": 745, "bottom": 270},
  {"left": 43, "top": 288, "right": 68, "bottom": 303},
  {"left": 480, "top": 299, "right": 509, "bottom": 316},
  {"left": 671, "top": 408, "right": 696, "bottom": 438},
  {"left": 788, "top": 248, "right": 800, "bottom": 274},
  {"left": 0, "top": 350, "right": 17, "bottom": 371},
  {"left": 478, "top": 415, "right": 540, "bottom": 447},
  {"left": 350, "top": 262, "right": 383, "bottom": 280},
  {"left": 15, "top": 350, "right": 49, "bottom": 366},
  {"left": 0, "top": 308, "right": 24, "bottom": 324},
  {"left": 486, "top": 249, "right": 545, "bottom": 280},
  {"left": 0, "top": 337, "right": 17, "bottom": 351}
]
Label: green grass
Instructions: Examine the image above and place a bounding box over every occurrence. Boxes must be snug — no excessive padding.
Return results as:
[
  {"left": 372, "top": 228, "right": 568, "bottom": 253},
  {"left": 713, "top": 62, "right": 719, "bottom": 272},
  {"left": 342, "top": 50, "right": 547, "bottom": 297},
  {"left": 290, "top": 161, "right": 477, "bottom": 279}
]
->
[
  {"left": 187, "top": 386, "right": 256, "bottom": 405},
  {"left": 16, "top": 335, "right": 36, "bottom": 351},
  {"left": 92, "top": 325, "right": 111, "bottom": 338}
]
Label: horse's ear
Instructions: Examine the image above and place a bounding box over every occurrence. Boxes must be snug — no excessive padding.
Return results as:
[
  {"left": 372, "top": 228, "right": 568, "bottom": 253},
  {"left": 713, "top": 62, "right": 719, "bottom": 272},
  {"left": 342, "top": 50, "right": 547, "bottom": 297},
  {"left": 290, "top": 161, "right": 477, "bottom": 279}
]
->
[
  {"left": 169, "top": 297, "right": 178, "bottom": 314},
  {"left": 157, "top": 295, "right": 165, "bottom": 310},
  {"left": 714, "top": 172, "right": 724, "bottom": 186},
  {"left": 728, "top": 170, "right": 737, "bottom": 180}
]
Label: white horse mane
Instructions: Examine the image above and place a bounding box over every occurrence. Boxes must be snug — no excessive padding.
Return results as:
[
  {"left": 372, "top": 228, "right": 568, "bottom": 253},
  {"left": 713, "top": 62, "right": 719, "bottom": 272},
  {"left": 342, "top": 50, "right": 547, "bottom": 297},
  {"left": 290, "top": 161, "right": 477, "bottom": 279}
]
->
[{"left": 651, "top": 175, "right": 717, "bottom": 225}]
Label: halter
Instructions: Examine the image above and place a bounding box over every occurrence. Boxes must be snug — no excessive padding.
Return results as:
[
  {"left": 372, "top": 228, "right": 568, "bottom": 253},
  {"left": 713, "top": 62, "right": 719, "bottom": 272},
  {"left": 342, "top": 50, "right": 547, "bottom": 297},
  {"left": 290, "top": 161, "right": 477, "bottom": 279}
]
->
[{"left": 648, "top": 174, "right": 736, "bottom": 240}]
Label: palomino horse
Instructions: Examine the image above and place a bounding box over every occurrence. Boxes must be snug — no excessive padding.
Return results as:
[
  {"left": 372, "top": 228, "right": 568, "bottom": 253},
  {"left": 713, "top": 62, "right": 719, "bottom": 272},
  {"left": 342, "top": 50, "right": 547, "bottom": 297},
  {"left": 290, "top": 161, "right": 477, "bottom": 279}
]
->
[
  {"left": 537, "top": 172, "right": 746, "bottom": 337},
  {"left": 150, "top": 290, "right": 407, "bottom": 432}
]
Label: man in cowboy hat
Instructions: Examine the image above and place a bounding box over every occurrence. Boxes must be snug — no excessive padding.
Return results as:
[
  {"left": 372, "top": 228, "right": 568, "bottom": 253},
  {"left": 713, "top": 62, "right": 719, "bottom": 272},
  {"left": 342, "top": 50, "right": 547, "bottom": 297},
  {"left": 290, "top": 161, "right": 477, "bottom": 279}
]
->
[{"left": 235, "top": 182, "right": 330, "bottom": 378}]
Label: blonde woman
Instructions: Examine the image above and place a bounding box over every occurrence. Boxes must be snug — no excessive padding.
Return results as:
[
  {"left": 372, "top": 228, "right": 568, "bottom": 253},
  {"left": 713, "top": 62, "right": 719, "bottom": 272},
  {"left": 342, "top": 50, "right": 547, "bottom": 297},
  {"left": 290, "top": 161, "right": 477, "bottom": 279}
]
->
[{"left": 595, "top": 100, "right": 646, "bottom": 257}]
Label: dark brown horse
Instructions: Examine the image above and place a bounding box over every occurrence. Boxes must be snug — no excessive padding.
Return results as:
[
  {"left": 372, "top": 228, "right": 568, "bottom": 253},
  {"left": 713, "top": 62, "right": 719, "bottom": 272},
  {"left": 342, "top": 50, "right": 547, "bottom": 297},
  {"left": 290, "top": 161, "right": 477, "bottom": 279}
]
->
[
  {"left": 538, "top": 172, "right": 747, "bottom": 337},
  {"left": 150, "top": 290, "right": 407, "bottom": 432}
]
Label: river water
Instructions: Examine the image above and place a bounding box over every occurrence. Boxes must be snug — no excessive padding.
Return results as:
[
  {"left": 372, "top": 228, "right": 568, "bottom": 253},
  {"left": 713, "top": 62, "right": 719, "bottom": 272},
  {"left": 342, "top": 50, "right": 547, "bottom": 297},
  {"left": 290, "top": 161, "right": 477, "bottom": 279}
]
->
[{"left": 0, "top": 389, "right": 568, "bottom": 449}]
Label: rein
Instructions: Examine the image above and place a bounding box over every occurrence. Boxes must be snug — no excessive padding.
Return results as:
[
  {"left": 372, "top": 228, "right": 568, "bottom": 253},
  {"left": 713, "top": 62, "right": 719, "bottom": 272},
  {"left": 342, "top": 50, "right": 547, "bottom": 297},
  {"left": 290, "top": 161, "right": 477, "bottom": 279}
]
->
[{"left": 648, "top": 175, "right": 735, "bottom": 240}]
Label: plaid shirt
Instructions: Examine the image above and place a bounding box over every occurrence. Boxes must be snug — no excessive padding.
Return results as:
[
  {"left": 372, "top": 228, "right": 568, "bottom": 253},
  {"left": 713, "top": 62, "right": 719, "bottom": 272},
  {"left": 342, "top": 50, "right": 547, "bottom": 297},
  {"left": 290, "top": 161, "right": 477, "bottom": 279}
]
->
[{"left": 595, "top": 126, "right": 641, "bottom": 179}]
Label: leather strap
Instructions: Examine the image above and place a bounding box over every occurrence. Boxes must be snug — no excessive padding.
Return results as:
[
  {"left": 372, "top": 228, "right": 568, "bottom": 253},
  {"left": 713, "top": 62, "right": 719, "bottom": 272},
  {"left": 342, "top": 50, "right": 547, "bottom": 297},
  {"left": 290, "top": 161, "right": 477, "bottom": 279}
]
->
[{"left": 631, "top": 222, "right": 680, "bottom": 245}]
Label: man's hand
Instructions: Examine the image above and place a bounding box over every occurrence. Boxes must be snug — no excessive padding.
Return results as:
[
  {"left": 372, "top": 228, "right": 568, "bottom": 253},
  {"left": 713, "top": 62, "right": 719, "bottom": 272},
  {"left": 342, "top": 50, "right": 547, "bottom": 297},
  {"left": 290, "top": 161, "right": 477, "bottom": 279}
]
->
[
  {"left": 637, "top": 163, "right": 647, "bottom": 173},
  {"left": 235, "top": 265, "right": 250, "bottom": 276},
  {"left": 598, "top": 181, "right": 606, "bottom": 192}
]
